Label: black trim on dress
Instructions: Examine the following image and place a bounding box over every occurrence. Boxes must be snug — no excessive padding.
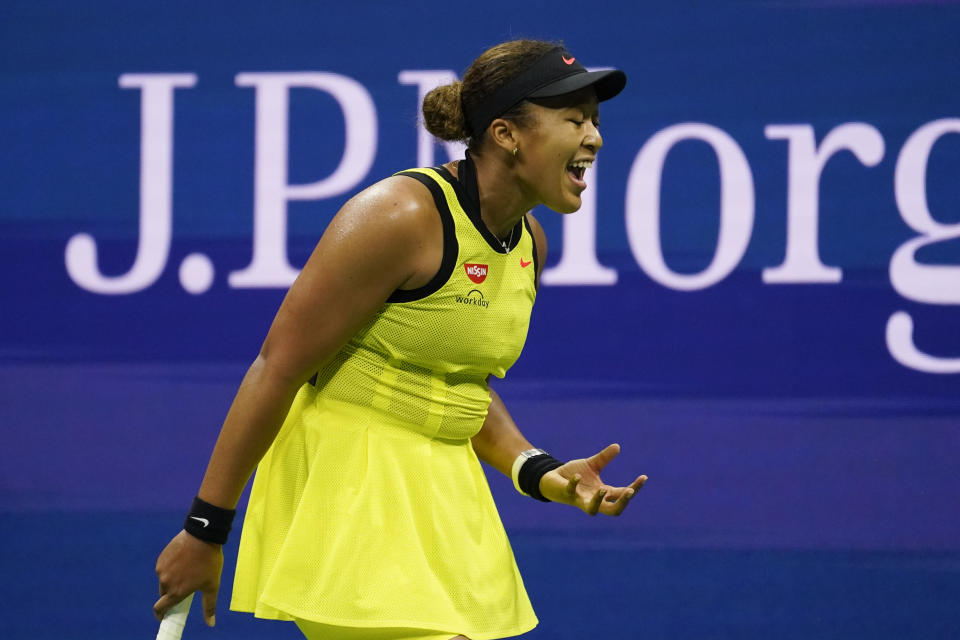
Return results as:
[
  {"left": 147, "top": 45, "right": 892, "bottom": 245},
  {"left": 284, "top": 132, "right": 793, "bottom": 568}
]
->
[
  {"left": 523, "top": 215, "right": 540, "bottom": 291},
  {"left": 386, "top": 170, "right": 459, "bottom": 303},
  {"left": 434, "top": 155, "right": 523, "bottom": 255}
]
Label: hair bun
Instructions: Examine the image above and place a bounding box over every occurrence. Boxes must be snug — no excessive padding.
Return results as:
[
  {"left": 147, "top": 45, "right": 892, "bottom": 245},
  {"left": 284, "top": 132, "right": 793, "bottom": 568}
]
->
[
  {"left": 422, "top": 81, "right": 469, "bottom": 142},
  {"left": 421, "top": 40, "right": 559, "bottom": 149}
]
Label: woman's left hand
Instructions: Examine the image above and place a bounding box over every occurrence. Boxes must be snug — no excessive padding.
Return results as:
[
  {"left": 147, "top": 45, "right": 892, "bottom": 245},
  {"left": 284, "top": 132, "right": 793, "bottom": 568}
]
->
[{"left": 538, "top": 444, "right": 647, "bottom": 516}]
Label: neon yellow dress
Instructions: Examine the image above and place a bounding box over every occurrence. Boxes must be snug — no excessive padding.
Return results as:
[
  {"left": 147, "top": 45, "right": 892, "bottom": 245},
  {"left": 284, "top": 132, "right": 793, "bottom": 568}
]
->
[{"left": 230, "top": 165, "right": 540, "bottom": 640}]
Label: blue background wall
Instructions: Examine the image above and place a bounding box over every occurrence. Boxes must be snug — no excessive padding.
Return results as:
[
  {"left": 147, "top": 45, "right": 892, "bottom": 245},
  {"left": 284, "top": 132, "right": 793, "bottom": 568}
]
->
[{"left": 1, "top": 1, "right": 958, "bottom": 638}]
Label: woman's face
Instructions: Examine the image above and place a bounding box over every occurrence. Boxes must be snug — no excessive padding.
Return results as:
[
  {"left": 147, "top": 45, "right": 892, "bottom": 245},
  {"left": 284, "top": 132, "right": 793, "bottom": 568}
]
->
[{"left": 513, "top": 87, "right": 603, "bottom": 213}]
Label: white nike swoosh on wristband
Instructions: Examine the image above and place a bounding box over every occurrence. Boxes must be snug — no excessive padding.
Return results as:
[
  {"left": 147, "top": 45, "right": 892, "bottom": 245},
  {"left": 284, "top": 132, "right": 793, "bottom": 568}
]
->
[{"left": 189, "top": 516, "right": 210, "bottom": 528}]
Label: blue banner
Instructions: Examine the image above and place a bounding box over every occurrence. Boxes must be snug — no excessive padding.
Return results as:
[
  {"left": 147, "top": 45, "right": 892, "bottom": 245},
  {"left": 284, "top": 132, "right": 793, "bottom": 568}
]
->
[{"left": 2, "top": 1, "right": 958, "bottom": 554}]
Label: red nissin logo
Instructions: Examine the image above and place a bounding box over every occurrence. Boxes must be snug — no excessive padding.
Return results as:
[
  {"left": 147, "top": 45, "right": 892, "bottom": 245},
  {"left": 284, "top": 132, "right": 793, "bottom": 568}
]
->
[{"left": 464, "top": 263, "right": 488, "bottom": 284}]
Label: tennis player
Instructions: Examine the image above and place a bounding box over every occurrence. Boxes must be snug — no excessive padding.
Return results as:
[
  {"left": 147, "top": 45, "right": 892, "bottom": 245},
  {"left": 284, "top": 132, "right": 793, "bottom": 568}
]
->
[{"left": 154, "top": 39, "right": 647, "bottom": 640}]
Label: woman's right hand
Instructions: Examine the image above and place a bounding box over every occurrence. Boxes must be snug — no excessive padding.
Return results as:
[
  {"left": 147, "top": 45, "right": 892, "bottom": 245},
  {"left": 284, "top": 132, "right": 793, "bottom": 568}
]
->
[{"left": 153, "top": 530, "right": 224, "bottom": 626}]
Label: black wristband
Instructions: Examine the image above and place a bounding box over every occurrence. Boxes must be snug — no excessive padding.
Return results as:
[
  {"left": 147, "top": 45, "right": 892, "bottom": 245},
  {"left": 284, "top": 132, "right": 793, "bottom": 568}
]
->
[
  {"left": 518, "top": 454, "right": 564, "bottom": 502},
  {"left": 183, "top": 496, "right": 236, "bottom": 545}
]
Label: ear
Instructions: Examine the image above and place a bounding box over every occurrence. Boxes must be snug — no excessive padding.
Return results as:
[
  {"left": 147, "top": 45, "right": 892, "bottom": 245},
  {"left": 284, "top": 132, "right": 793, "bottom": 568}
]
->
[{"left": 488, "top": 118, "right": 518, "bottom": 155}]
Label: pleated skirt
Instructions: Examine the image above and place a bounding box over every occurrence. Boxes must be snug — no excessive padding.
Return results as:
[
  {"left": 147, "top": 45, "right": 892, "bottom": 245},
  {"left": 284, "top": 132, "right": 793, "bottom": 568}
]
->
[{"left": 230, "top": 384, "right": 538, "bottom": 640}]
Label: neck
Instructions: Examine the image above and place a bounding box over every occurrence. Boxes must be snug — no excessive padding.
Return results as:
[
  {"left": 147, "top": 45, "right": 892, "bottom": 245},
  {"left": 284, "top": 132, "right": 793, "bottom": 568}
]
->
[{"left": 469, "top": 150, "right": 537, "bottom": 239}]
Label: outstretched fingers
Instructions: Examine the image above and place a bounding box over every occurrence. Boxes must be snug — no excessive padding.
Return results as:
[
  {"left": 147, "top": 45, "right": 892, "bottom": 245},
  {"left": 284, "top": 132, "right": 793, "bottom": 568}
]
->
[
  {"left": 603, "top": 487, "right": 636, "bottom": 516},
  {"left": 586, "top": 443, "right": 621, "bottom": 474},
  {"left": 631, "top": 474, "right": 648, "bottom": 492},
  {"left": 564, "top": 473, "right": 582, "bottom": 499},
  {"left": 596, "top": 475, "right": 648, "bottom": 516},
  {"left": 586, "top": 488, "right": 608, "bottom": 515}
]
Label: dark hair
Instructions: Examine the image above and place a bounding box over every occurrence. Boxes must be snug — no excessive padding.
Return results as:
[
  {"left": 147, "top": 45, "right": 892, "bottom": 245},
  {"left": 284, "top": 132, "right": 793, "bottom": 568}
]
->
[{"left": 422, "top": 39, "right": 560, "bottom": 149}]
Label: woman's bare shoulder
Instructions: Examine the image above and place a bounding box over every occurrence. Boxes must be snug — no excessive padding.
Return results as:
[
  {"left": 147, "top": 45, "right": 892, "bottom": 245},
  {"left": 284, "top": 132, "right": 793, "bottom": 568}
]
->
[
  {"left": 335, "top": 174, "right": 438, "bottom": 233},
  {"left": 304, "top": 173, "right": 444, "bottom": 294}
]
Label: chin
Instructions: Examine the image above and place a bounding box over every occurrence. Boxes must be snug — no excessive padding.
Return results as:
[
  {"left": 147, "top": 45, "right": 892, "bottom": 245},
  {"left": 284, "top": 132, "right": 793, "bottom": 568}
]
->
[
  {"left": 544, "top": 191, "right": 582, "bottom": 214},
  {"left": 553, "top": 198, "right": 582, "bottom": 214}
]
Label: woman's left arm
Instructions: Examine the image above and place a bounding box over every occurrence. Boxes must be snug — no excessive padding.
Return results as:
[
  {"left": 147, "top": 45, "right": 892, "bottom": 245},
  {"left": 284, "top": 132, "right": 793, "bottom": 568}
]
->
[
  {"left": 472, "top": 389, "right": 647, "bottom": 516},
  {"left": 470, "top": 387, "right": 535, "bottom": 477},
  {"left": 470, "top": 213, "right": 647, "bottom": 516}
]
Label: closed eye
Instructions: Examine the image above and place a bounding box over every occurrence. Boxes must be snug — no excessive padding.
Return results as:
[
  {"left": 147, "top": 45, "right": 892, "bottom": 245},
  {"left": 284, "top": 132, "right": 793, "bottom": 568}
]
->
[{"left": 570, "top": 118, "right": 601, "bottom": 129}]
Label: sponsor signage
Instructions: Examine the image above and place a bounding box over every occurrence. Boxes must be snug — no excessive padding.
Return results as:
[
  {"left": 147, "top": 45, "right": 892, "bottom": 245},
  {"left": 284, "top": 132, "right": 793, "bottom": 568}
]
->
[
  {"left": 464, "top": 263, "right": 488, "bottom": 284},
  {"left": 49, "top": 74, "right": 959, "bottom": 374}
]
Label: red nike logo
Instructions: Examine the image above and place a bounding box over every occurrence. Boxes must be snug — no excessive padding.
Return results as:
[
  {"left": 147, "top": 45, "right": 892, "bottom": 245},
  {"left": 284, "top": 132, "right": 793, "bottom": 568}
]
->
[
  {"left": 562, "top": 55, "right": 575, "bottom": 65},
  {"left": 520, "top": 258, "right": 532, "bottom": 268}
]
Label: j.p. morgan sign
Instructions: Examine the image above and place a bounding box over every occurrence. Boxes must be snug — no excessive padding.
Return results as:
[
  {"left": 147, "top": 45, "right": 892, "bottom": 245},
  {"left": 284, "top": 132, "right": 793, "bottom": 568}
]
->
[{"left": 65, "top": 73, "right": 960, "bottom": 374}]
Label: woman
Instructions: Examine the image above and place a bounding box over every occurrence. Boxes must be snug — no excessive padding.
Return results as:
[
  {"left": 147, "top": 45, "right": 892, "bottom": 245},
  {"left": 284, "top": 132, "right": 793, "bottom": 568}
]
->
[{"left": 154, "top": 39, "right": 647, "bottom": 640}]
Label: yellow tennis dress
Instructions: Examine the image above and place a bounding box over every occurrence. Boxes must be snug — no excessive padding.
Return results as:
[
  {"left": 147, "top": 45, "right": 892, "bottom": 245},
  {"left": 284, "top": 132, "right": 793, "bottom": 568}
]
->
[{"left": 230, "top": 164, "right": 540, "bottom": 640}]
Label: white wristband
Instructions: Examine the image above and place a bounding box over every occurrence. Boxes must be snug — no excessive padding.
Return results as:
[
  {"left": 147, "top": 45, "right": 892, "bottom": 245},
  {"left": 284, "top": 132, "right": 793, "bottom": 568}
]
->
[{"left": 511, "top": 448, "right": 549, "bottom": 496}]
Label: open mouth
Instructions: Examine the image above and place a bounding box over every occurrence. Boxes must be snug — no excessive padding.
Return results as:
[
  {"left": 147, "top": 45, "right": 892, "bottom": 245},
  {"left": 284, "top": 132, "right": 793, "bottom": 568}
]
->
[{"left": 567, "top": 159, "right": 593, "bottom": 186}]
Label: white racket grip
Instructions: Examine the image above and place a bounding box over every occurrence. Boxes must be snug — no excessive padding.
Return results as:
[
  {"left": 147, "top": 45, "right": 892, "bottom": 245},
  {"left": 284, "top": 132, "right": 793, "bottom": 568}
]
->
[{"left": 157, "top": 592, "right": 194, "bottom": 640}]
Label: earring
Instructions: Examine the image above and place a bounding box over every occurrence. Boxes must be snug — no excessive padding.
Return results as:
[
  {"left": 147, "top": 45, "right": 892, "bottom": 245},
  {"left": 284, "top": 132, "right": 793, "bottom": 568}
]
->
[{"left": 512, "top": 147, "right": 519, "bottom": 157}]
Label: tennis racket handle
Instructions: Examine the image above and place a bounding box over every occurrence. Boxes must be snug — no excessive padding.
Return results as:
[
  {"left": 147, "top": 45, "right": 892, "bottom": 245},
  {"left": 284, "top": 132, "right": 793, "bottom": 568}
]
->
[{"left": 157, "top": 592, "right": 194, "bottom": 640}]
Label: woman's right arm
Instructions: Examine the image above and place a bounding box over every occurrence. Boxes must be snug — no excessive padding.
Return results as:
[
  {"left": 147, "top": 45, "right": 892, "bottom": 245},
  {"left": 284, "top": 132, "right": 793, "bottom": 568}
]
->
[{"left": 153, "top": 175, "right": 442, "bottom": 625}]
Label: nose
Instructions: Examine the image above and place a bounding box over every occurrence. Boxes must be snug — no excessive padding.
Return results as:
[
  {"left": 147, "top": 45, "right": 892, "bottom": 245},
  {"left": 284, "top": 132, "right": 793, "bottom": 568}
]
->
[{"left": 584, "top": 122, "right": 603, "bottom": 152}]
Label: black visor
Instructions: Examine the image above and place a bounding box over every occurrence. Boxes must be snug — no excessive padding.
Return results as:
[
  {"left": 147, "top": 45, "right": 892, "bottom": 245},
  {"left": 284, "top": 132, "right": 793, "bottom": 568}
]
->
[{"left": 466, "top": 47, "right": 627, "bottom": 138}]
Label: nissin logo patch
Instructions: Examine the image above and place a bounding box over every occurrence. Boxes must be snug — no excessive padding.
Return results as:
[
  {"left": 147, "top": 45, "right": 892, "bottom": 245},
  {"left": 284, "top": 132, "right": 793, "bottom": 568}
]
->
[{"left": 464, "top": 263, "right": 488, "bottom": 284}]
